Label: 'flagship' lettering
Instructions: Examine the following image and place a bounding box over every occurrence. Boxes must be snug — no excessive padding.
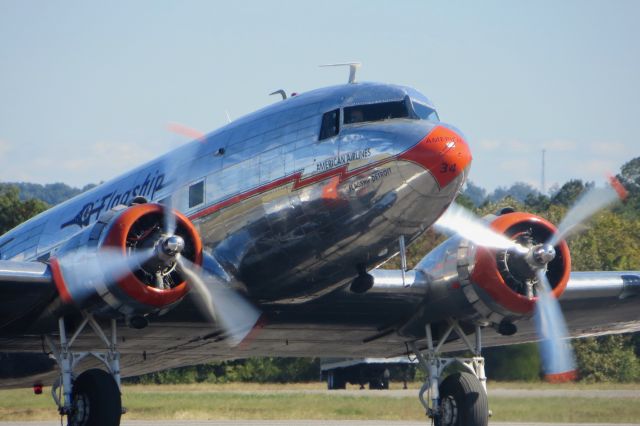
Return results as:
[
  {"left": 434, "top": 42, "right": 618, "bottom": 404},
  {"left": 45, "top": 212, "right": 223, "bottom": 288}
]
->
[{"left": 61, "top": 170, "right": 165, "bottom": 229}]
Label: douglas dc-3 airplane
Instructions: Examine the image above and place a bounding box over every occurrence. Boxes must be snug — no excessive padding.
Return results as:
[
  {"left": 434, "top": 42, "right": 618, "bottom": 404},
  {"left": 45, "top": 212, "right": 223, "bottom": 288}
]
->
[{"left": 1, "top": 67, "right": 639, "bottom": 426}]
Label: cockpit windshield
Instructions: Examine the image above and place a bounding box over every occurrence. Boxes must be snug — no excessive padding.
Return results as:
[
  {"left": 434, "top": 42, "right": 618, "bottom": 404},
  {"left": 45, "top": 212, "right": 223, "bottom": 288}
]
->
[
  {"left": 319, "top": 95, "right": 440, "bottom": 140},
  {"left": 344, "top": 100, "right": 410, "bottom": 125},
  {"left": 412, "top": 101, "right": 439, "bottom": 122},
  {"left": 342, "top": 98, "right": 439, "bottom": 126}
]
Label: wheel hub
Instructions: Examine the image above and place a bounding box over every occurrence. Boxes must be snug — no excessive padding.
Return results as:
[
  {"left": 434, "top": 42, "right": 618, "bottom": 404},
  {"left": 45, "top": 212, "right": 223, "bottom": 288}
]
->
[
  {"left": 439, "top": 395, "right": 458, "bottom": 425},
  {"left": 69, "top": 392, "right": 90, "bottom": 425}
]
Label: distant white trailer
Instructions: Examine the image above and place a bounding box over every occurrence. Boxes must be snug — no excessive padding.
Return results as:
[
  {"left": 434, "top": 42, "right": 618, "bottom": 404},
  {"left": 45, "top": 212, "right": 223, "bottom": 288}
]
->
[{"left": 320, "top": 357, "right": 416, "bottom": 390}]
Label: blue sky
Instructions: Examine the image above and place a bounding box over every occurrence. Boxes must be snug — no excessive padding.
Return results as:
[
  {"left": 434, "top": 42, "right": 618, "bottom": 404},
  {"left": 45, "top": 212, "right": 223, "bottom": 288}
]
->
[{"left": 0, "top": 1, "right": 638, "bottom": 191}]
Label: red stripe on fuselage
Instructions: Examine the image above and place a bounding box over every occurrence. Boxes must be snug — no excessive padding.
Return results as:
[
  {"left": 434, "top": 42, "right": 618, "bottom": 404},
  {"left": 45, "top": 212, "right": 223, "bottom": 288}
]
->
[
  {"left": 189, "top": 162, "right": 383, "bottom": 221},
  {"left": 189, "top": 126, "right": 470, "bottom": 221}
]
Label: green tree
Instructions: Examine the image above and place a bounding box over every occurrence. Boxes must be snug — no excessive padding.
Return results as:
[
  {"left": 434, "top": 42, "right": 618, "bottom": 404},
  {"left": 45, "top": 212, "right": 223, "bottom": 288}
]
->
[
  {"left": 618, "top": 157, "right": 640, "bottom": 196},
  {"left": 568, "top": 211, "right": 640, "bottom": 271},
  {"left": 0, "top": 182, "right": 95, "bottom": 206},
  {"left": 551, "top": 179, "right": 588, "bottom": 207},
  {"left": 488, "top": 182, "right": 539, "bottom": 204},
  {"left": 476, "top": 196, "right": 524, "bottom": 217},
  {"left": 127, "top": 358, "right": 320, "bottom": 384},
  {"left": 524, "top": 193, "right": 551, "bottom": 213},
  {"left": 455, "top": 192, "right": 476, "bottom": 210},
  {"left": 462, "top": 181, "right": 487, "bottom": 207},
  {"left": 616, "top": 157, "right": 640, "bottom": 219},
  {"left": 574, "top": 335, "right": 640, "bottom": 382},
  {"left": 0, "top": 186, "right": 48, "bottom": 235},
  {"left": 484, "top": 343, "right": 541, "bottom": 381}
]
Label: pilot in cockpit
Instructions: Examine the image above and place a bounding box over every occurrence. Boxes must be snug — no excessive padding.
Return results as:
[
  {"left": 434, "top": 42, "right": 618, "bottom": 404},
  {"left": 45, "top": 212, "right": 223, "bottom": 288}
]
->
[{"left": 348, "top": 108, "right": 364, "bottom": 123}]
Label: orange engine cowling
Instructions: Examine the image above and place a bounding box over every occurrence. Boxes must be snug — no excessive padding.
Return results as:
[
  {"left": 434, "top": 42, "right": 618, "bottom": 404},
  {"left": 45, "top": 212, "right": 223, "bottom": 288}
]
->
[
  {"left": 415, "top": 211, "right": 571, "bottom": 327},
  {"left": 50, "top": 203, "right": 202, "bottom": 317},
  {"left": 467, "top": 212, "right": 571, "bottom": 320}
]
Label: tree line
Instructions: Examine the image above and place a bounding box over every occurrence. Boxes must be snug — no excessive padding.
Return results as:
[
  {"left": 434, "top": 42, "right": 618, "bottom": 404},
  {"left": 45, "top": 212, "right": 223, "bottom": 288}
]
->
[{"left": 1, "top": 158, "right": 639, "bottom": 383}]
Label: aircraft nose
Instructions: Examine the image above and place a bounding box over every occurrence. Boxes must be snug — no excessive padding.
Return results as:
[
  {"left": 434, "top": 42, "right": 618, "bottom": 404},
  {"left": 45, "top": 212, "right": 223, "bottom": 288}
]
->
[{"left": 399, "top": 124, "right": 472, "bottom": 189}]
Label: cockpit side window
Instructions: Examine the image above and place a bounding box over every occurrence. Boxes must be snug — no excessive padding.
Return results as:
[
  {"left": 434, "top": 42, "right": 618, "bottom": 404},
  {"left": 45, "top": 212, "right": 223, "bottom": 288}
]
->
[
  {"left": 412, "top": 101, "right": 440, "bottom": 122},
  {"left": 344, "top": 100, "right": 409, "bottom": 125},
  {"left": 319, "top": 109, "right": 340, "bottom": 140}
]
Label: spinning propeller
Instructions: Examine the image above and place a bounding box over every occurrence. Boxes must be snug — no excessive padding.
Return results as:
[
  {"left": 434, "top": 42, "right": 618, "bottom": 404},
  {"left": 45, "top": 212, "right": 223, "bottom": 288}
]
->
[
  {"left": 54, "top": 132, "right": 260, "bottom": 346},
  {"left": 436, "top": 177, "right": 627, "bottom": 380},
  {"left": 154, "top": 147, "right": 261, "bottom": 346},
  {"left": 160, "top": 196, "right": 261, "bottom": 345}
]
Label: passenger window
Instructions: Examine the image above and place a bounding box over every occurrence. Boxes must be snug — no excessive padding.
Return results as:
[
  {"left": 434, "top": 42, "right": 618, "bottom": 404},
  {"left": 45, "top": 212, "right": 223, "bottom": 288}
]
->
[
  {"left": 188, "top": 181, "right": 204, "bottom": 208},
  {"left": 344, "top": 100, "right": 409, "bottom": 125},
  {"left": 319, "top": 109, "right": 340, "bottom": 140}
]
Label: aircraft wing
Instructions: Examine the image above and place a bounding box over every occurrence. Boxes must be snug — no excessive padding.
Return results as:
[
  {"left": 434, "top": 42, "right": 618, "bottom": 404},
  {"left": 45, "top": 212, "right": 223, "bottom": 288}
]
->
[
  {"left": 555, "top": 271, "right": 640, "bottom": 337},
  {"left": 360, "top": 268, "right": 640, "bottom": 348},
  {"left": 0, "top": 260, "right": 55, "bottom": 331}
]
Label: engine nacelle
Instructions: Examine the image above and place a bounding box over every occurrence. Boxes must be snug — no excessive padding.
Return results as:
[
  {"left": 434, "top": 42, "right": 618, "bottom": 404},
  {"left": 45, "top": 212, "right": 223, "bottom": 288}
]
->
[
  {"left": 50, "top": 203, "right": 202, "bottom": 317},
  {"left": 415, "top": 212, "right": 571, "bottom": 326}
]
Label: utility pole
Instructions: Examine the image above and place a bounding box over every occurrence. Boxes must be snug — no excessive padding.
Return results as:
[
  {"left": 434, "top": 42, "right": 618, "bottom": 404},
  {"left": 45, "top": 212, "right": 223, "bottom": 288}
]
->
[{"left": 541, "top": 149, "right": 546, "bottom": 194}]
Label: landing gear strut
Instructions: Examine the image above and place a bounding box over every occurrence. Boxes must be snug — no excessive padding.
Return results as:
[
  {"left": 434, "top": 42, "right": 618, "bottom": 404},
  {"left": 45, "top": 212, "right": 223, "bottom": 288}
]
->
[
  {"left": 45, "top": 314, "right": 123, "bottom": 426},
  {"left": 410, "top": 320, "right": 489, "bottom": 426}
]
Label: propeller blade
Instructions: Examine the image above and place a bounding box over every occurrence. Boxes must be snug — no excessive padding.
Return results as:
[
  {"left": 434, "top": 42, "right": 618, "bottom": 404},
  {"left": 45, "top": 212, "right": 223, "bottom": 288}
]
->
[
  {"left": 56, "top": 247, "right": 155, "bottom": 301},
  {"left": 177, "top": 257, "right": 261, "bottom": 346},
  {"left": 97, "top": 247, "right": 155, "bottom": 279},
  {"left": 534, "top": 269, "right": 577, "bottom": 382},
  {"left": 548, "top": 177, "right": 628, "bottom": 246},
  {"left": 159, "top": 153, "right": 187, "bottom": 237},
  {"left": 163, "top": 199, "right": 177, "bottom": 237},
  {"left": 167, "top": 122, "right": 205, "bottom": 141},
  {"left": 435, "top": 203, "right": 527, "bottom": 253}
]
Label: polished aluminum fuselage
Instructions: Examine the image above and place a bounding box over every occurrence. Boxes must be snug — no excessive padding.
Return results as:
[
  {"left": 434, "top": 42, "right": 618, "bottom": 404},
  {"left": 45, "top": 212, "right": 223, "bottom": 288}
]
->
[{"left": 0, "top": 82, "right": 467, "bottom": 303}]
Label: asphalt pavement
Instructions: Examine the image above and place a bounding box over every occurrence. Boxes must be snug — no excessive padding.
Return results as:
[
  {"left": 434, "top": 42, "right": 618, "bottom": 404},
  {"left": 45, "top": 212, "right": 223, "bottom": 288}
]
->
[{"left": 1, "top": 422, "right": 639, "bottom": 426}]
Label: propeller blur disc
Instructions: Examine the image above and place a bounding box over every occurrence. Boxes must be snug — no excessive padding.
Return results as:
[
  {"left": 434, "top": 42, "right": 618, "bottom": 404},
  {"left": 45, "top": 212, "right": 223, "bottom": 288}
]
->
[
  {"left": 435, "top": 203, "right": 527, "bottom": 253},
  {"left": 177, "top": 257, "right": 261, "bottom": 346},
  {"left": 548, "top": 177, "right": 628, "bottom": 246},
  {"left": 534, "top": 269, "right": 577, "bottom": 382}
]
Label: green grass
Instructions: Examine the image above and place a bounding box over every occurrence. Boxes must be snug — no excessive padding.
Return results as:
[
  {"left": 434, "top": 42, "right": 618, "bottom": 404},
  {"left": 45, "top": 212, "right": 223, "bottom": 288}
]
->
[
  {"left": 489, "top": 398, "right": 640, "bottom": 423},
  {"left": 1, "top": 382, "right": 639, "bottom": 423},
  {"left": 487, "top": 380, "right": 640, "bottom": 391}
]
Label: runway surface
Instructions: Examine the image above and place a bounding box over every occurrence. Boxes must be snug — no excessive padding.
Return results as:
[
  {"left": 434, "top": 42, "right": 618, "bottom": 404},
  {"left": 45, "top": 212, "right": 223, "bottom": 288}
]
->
[
  {"left": 0, "top": 420, "right": 640, "bottom": 426},
  {"left": 1, "top": 422, "right": 639, "bottom": 426},
  {"left": 166, "top": 387, "right": 640, "bottom": 399}
]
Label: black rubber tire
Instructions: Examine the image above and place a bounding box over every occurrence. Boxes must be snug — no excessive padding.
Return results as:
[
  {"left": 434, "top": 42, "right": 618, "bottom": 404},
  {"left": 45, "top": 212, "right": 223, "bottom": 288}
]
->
[
  {"left": 68, "top": 368, "right": 122, "bottom": 426},
  {"left": 434, "top": 372, "right": 488, "bottom": 426}
]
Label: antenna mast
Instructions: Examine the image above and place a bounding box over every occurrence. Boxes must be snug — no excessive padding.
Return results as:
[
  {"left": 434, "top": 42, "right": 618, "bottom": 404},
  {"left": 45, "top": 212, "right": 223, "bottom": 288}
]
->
[{"left": 319, "top": 62, "right": 362, "bottom": 84}]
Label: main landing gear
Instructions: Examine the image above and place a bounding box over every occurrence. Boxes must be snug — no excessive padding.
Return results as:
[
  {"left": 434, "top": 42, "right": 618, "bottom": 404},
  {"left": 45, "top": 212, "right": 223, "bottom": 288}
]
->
[
  {"left": 410, "top": 320, "right": 489, "bottom": 426},
  {"left": 45, "top": 314, "right": 123, "bottom": 426}
]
